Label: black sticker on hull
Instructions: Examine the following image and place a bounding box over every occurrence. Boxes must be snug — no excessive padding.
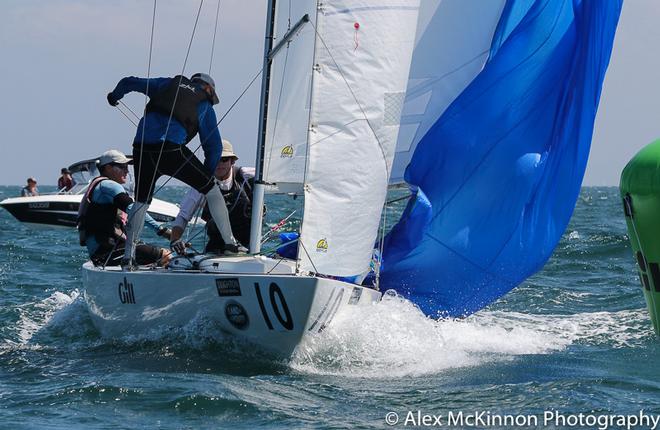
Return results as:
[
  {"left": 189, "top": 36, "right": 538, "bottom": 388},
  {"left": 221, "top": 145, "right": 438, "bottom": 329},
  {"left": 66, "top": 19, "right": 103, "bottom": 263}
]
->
[
  {"left": 225, "top": 301, "right": 249, "bottom": 330},
  {"left": 216, "top": 278, "right": 241, "bottom": 296}
]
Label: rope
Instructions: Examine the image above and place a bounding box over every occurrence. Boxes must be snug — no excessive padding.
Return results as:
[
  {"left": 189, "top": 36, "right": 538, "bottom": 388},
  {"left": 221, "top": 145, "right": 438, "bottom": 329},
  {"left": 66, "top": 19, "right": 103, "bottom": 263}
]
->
[
  {"left": 208, "top": 0, "right": 222, "bottom": 74},
  {"left": 386, "top": 193, "right": 412, "bottom": 206},
  {"left": 261, "top": 210, "right": 297, "bottom": 244}
]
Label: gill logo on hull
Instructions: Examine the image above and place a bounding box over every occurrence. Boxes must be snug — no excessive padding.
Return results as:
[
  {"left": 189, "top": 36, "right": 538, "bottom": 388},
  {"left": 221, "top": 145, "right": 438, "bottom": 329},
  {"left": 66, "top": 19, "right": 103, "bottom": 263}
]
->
[{"left": 118, "top": 276, "right": 136, "bottom": 304}]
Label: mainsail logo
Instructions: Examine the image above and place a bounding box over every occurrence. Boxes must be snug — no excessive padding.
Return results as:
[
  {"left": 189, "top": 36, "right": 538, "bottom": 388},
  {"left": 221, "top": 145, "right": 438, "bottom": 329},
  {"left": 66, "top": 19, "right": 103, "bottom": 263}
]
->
[
  {"left": 280, "top": 145, "right": 294, "bottom": 158},
  {"left": 316, "top": 238, "right": 328, "bottom": 252}
]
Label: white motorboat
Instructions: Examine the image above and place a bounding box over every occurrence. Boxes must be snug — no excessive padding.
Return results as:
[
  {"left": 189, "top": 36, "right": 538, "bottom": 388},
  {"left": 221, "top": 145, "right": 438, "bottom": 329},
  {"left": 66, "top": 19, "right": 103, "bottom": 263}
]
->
[{"left": 1, "top": 158, "right": 180, "bottom": 228}]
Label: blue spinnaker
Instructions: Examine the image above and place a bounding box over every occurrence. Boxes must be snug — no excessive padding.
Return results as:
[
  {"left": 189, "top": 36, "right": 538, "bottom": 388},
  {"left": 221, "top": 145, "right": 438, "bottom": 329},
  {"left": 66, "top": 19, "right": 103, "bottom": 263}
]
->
[{"left": 381, "top": 0, "right": 623, "bottom": 317}]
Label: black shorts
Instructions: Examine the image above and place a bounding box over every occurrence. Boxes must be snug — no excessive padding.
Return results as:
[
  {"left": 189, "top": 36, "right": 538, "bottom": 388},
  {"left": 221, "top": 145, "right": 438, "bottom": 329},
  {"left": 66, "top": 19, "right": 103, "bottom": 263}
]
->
[
  {"left": 91, "top": 242, "right": 164, "bottom": 266},
  {"left": 132, "top": 142, "right": 215, "bottom": 203}
]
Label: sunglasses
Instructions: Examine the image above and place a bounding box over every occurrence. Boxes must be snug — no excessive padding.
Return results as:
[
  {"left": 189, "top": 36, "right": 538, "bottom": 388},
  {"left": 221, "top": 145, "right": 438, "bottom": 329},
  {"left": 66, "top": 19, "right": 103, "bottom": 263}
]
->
[
  {"left": 220, "top": 157, "right": 234, "bottom": 162},
  {"left": 109, "top": 163, "right": 129, "bottom": 171}
]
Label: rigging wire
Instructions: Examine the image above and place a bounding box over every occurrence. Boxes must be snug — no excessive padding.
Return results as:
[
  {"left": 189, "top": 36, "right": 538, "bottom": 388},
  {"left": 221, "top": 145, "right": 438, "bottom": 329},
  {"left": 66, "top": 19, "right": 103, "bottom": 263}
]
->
[
  {"left": 144, "top": 0, "right": 206, "bottom": 207},
  {"left": 135, "top": 0, "right": 158, "bottom": 205},
  {"left": 103, "top": 0, "right": 158, "bottom": 270},
  {"left": 119, "top": 100, "right": 142, "bottom": 122},
  {"left": 149, "top": 67, "right": 263, "bottom": 198},
  {"left": 209, "top": 0, "right": 222, "bottom": 74},
  {"left": 115, "top": 104, "right": 139, "bottom": 127}
]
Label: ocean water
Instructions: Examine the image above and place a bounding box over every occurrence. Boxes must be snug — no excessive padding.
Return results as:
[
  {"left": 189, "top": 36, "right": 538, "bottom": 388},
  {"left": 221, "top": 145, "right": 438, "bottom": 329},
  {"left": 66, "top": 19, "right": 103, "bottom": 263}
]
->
[{"left": 0, "top": 185, "right": 658, "bottom": 429}]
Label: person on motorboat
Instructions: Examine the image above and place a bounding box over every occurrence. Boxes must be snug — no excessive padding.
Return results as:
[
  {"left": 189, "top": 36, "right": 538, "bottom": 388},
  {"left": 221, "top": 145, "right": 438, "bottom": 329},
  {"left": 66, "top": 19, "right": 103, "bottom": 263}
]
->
[
  {"left": 169, "top": 139, "right": 255, "bottom": 255},
  {"left": 57, "top": 167, "right": 75, "bottom": 192},
  {"left": 78, "top": 149, "right": 172, "bottom": 268},
  {"left": 20, "top": 178, "right": 39, "bottom": 197},
  {"left": 106, "top": 73, "right": 246, "bottom": 269}
]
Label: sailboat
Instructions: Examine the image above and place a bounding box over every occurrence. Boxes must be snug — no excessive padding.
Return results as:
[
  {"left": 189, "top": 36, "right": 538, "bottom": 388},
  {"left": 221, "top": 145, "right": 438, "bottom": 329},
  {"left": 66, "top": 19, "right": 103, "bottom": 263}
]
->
[{"left": 82, "top": 0, "right": 622, "bottom": 356}]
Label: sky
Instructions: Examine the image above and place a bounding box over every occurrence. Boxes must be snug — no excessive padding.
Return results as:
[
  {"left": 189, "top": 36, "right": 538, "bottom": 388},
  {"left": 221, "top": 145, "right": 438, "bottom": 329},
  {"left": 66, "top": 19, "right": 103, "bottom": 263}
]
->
[{"left": 0, "top": 0, "right": 658, "bottom": 186}]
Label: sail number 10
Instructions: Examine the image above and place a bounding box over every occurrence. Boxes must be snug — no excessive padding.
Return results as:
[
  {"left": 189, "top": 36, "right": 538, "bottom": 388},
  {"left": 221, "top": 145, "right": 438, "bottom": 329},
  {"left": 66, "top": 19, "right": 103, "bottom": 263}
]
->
[{"left": 254, "top": 282, "right": 294, "bottom": 330}]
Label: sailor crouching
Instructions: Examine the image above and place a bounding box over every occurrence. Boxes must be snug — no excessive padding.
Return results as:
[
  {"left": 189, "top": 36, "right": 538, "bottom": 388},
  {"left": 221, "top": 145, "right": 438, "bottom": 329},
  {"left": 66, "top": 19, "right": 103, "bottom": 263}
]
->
[
  {"left": 78, "top": 149, "right": 172, "bottom": 268},
  {"left": 169, "top": 139, "right": 254, "bottom": 255}
]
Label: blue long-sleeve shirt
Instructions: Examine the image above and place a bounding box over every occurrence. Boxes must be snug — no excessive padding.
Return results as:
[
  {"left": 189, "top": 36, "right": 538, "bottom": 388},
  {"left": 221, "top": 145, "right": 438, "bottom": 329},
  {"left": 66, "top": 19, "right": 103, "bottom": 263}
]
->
[{"left": 110, "top": 76, "right": 222, "bottom": 173}]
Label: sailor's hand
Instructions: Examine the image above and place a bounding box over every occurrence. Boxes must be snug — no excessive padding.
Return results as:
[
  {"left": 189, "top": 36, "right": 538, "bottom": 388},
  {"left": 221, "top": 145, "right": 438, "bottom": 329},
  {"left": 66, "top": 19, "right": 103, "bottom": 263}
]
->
[
  {"left": 107, "top": 92, "right": 120, "bottom": 107},
  {"left": 157, "top": 226, "right": 172, "bottom": 240},
  {"left": 170, "top": 239, "right": 187, "bottom": 255}
]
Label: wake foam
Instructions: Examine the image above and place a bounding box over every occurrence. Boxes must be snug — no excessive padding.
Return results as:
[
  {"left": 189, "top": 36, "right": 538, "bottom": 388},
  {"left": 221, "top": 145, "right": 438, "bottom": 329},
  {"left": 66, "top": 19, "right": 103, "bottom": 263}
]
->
[
  {"left": 6, "top": 289, "right": 652, "bottom": 376},
  {"left": 15, "top": 290, "right": 84, "bottom": 344},
  {"left": 290, "top": 291, "right": 651, "bottom": 377}
]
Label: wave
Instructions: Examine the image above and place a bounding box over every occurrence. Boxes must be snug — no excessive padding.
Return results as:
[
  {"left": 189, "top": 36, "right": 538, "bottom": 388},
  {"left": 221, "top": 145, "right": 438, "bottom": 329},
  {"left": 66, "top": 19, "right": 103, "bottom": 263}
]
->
[
  {"left": 290, "top": 291, "right": 652, "bottom": 377},
  {"left": 5, "top": 287, "right": 652, "bottom": 378}
]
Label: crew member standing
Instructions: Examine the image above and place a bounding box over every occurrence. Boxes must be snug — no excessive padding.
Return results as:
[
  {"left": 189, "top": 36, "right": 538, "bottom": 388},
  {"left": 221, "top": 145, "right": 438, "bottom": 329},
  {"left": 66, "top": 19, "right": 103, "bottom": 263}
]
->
[{"left": 106, "top": 73, "right": 245, "bottom": 269}]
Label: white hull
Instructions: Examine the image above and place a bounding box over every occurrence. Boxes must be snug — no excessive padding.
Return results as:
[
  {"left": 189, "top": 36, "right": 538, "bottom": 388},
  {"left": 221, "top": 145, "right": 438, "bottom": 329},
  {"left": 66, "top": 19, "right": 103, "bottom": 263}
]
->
[{"left": 82, "top": 256, "right": 381, "bottom": 357}]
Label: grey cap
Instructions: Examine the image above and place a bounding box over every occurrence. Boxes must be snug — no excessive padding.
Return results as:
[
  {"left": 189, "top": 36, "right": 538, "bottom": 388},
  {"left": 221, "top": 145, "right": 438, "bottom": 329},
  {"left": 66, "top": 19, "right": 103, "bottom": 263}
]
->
[
  {"left": 98, "top": 149, "right": 133, "bottom": 167},
  {"left": 191, "top": 72, "right": 220, "bottom": 105}
]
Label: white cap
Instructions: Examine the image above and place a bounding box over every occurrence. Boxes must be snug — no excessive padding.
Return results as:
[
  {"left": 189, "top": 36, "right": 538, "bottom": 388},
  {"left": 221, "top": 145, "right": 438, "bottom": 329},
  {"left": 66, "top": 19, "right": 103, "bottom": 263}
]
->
[{"left": 98, "top": 149, "right": 132, "bottom": 167}]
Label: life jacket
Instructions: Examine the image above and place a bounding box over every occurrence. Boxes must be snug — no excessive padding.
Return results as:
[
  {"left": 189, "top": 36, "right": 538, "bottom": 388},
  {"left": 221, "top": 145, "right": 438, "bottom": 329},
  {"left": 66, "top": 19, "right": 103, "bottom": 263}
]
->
[
  {"left": 202, "top": 167, "right": 254, "bottom": 246},
  {"left": 77, "top": 177, "right": 127, "bottom": 247},
  {"left": 145, "top": 75, "right": 214, "bottom": 142}
]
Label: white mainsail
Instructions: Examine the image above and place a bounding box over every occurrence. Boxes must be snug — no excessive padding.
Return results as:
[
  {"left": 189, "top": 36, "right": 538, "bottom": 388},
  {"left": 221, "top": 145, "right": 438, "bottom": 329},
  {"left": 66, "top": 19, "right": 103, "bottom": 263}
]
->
[
  {"left": 294, "top": 1, "right": 420, "bottom": 278},
  {"left": 390, "top": 0, "right": 506, "bottom": 184}
]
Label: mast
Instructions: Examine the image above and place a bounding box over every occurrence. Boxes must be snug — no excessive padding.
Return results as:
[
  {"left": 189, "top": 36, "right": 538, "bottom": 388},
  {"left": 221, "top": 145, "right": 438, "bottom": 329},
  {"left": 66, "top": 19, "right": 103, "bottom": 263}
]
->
[{"left": 249, "top": 0, "right": 277, "bottom": 254}]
